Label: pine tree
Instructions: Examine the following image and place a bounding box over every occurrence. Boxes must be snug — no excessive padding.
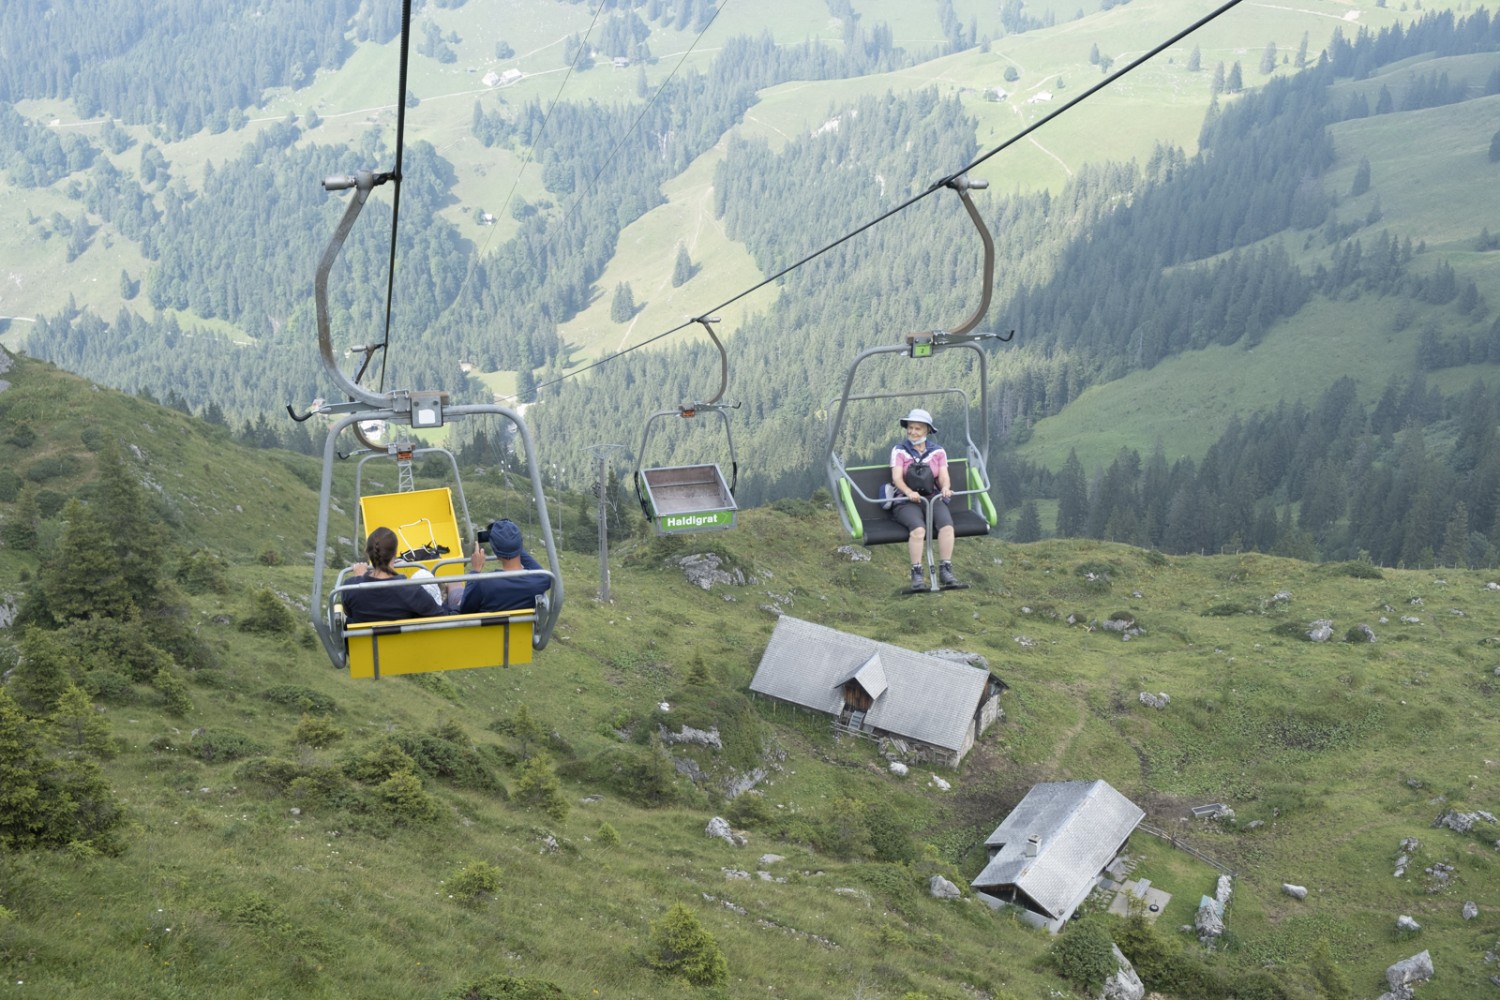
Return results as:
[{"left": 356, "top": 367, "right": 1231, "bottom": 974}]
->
[
  {"left": 49, "top": 683, "right": 115, "bottom": 758},
  {"left": 610, "top": 282, "right": 636, "bottom": 322},
  {"left": 1055, "top": 450, "right": 1089, "bottom": 538},
  {"left": 1013, "top": 500, "right": 1042, "bottom": 542},
  {"left": 647, "top": 903, "right": 728, "bottom": 987},
  {"left": 671, "top": 243, "right": 693, "bottom": 287}
]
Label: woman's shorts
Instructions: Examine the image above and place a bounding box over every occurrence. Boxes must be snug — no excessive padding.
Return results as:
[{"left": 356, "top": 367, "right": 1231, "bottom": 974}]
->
[{"left": 891, "top": 498, "right": 953, "bottom": 535}]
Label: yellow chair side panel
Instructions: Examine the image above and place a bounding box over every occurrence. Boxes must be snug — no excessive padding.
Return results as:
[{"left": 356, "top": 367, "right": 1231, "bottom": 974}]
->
[
  {"left": 358, "top": 487, "right": 465, "bottom": 577},
  {"left": 345, "top": 612, "right": 534, "bottom": 678}
]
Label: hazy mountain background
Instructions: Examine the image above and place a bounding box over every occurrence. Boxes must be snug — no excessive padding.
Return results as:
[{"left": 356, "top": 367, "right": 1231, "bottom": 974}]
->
[{"left": 2, "top": 0, "right": 1500, "bottom": 566}]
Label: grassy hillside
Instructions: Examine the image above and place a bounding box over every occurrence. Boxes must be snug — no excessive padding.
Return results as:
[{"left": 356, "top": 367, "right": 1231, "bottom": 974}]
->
[{"left": 3, "top": 353, "right": 1500, "bottom": 998}]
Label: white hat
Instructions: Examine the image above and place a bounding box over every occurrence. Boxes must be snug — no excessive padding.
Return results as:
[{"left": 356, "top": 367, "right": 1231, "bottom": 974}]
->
[{"left": 899, "top": 408, "right": 937, "bottom": 434}]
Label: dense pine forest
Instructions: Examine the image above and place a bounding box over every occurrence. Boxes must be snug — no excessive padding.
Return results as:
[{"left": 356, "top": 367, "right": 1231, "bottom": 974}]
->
[{"left": 7, "top": 2, "right": 1500, "bottom": 566}]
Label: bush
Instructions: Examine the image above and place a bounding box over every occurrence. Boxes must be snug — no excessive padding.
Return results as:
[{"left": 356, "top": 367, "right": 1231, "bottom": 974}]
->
[
  {"left": 238, "top": 588, "right": 299, "bottom": 635},
  {"left": 0, "top": 468, "right": 21, "bottom": 502},
  {"left": 294, "top": 714, "right": 346, "bottom": 749},
  {"left": 82, "top": 668, "right": 136, "bottom": 704},
  {"left": 342, "top": 739, "right": 421, "bottom": 784},
  {"left": 558, "top": 741, "right": 679, "bottom": 808},
  {"left": 190, "top": 728, "right": 265, "bottom": 763},
  {"left": 262, "top": 685, "right": 338, "bottom": 715},
  {"left": 377, "top": 768, "right": 441, "bottom": 823},
  {"left": 446, "top": 860, "right": 502, "bottom": 907},
  {"left": 1050, "top": 916, "right": 1116, "bottom": 992},
  {"left": 24, "top": 455, "right": 79, "bottom": 482},
  {"left": 646, "top": 903, "right": 727, "bottom": 987},
  {"left": 513, "top": 752, "right": 569, "bottom": 821},
  {"left": 153, "top": 666, "right": 194, "bottom": 716},
  {"left": 440, "top": 974, "right": 572, "bottom": 1000},
  {"left": 177, "top": 550, "right": 230, "bottom": 594},
  {"left": 596, "top": 821, "right": 620, "bottom": 846}
]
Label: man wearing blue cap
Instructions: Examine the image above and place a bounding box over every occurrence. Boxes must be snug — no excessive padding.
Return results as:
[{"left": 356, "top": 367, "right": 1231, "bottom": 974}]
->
[{"left": 458, "top": 518, "right": 553, "bottom": 613}]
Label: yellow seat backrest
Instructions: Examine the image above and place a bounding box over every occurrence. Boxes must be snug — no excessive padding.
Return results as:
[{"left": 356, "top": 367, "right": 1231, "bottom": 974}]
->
[
  {"left": 358, "top": 487, "right": 465, "bottom": 579},
  {"left": 343, "top": 610, "right": 535, "bottom": 679}
]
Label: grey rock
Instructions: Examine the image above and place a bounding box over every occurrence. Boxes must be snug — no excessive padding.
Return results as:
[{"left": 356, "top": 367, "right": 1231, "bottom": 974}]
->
[
  {"left": 758, "top": 854, "right": 785, "bottom": 867},
  {"left": 1282, "top": 883, "right": 1307, "bottom": 900},
  {"left": 1435, "top": 809, "right": 1477, "bottom": 833},
  {"left": 928, "top": 875, "right": 961, "bottom": 900},
  {"left": 1101, "top": 944, "right": 1146, "bottom": 1000},
  {"left": 674, "top": 553, "right": 746, "bottom": 591},
  {"left": 705, "top": 816, "right": 745, "bottom": 846},
  {"left": 658, "top": 723, "right": 723, "bottom": 749},
  {"left": 836, "top": 545, "right": 871, "bottom": 562},
  {"left": 1195, "top": 899, "right": 1224, "bottom": 941},
  {"left": 889, "top": 761, "right": 909, "bottom": 776},
  {"left": 1307, "top": 619, "right": 1334, "bottom": 642},
  {"left": 1386, "top": 950, "right": 1433, "bottom": 989},
  {"left": 1349, "top": 622, "right": 1377, "bottom": 643},
  {"left": 1139, "top": 691, "right": 1171, "bottom": 710},
  {"left": 1462, "top": 900, "right": 1478, "bottom": 920},
  {"left": 1395, "top": 915, "right": 1421, "bottom": 933}
]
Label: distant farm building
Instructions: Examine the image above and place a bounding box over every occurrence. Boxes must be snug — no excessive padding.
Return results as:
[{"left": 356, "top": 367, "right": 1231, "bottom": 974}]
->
[
  {"left": 482, "top": 71, "right": 501, "bottom": 87},
  {"left": 988, "top": 87, "right": 1009, "bottom": 101},
  {"left": 1027, "top": 90, "right": 1053, "bottom": 104},
  {"left": 971, "top": 779, "right": 1144, "bottom": 932},
  {"left": 748, "top": 616, "right": 1004, "bottom": 768}
]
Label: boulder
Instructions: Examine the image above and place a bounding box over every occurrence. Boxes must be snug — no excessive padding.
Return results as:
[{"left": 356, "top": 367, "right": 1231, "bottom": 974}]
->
[
  {"left": 928, "top": 875, "right": 961, "bottom": 900},
  {"left": 836, "top": 545, "right": 870, "bottom": 562},
  {"left": 1282, "top": 884, "right": 1307, "bottom": 900},
  {"left": 1138, "top": 692, "right": 1170, "bottom": 710},
  {"left": 674, "top": 553, "right": 746, "bottom": 590},
  {"left": 1434, "top": 809, "right": 1477, "bottom": 833},
  {"left": 1386, "top": 950, "right": 1434, "bottom": 990},
  {"left": 705, "top": 816, "right": 745, "bottom": 846},
  {"left": 1307, "top": 620, "right": 1334, "bottom": 642},
  {"left": 1100, "top": 944, "right": 1146, "bottom": 1000},
  {"left": 1195, "top": 899, "right": 1224, "bottom": 942},
  {"left": 889, "top": 761, "right": 909, "bottom": 777},
  {"left": 1395, "top": 915, "right": 1421, "bottom": 933},
  {"left": 1462, "top": 900, "right": 1478, "bottom": 920}
]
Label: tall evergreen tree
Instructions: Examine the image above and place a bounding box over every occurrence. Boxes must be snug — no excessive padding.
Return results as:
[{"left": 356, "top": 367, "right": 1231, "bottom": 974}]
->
[{"left": 1055, "top": 450, "right": 1088, "bottom": 538}]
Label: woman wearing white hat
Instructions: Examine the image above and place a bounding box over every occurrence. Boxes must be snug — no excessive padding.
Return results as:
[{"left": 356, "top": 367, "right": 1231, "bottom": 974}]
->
[{"left": 890, "top": 408, "right": 962, "bottom": 590}]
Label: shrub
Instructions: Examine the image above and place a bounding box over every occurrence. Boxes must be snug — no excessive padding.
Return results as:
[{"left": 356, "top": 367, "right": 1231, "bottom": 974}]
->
[
  {"left": 286, "top": 765, "right": 356, "bottom": 809},
  {"left": 1049, "top": 916, "right": 1116, "bottom": 993},
  {"left": 294, "top": 714, "right": 346, "bottom": 749},
  {"left": 645, "top": 903, "right": 727, "bottom": 987},
  {"left": 1329, "top": 560, "right": 1382, "bottom": 579},
  {"left": 262, "top": 685, "right": 338, "bottom": 715},
  {"left": 82, "top": 668, "right": 136, "bottom": 704},
  {"left": 238, "top": 588, "right": 299, "bottom": 635},
  {"left": 24, "top": 455, "right": 79, "bottom": 482},
  {"left": 0, "top": 468, "right": 21, "bottom": 502},
  {"left": 446, "top": 860, "right": 502, "bottom": 907},
  {"left": 377, "top": 768, "right": 441, "bottom": 823},
  {"left": 190, "top": 728, "right": 265, "bottom": 763},
  {"left": 596, "top": 821, "right": 620, "bottom": 847},
  {"left": 440, "top": 974, "right": 572, "bottom": 999},
  {"left": 177, "top": 550, "right": 230, "bottom": 594},
  {"left": 513, "top": 752, "right": 569, "bottom": 821},
  {"left": 342, "top": 739, "right": 421, "bottom": 784},
  {"left": 153, "top": 666, "right": 194, "bottom": 717},
  {"left": 558, "top": 741, "right": 678, "bottom": 808}
]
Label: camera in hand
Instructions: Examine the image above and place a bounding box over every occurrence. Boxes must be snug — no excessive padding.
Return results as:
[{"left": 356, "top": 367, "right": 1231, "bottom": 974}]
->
[{"left": 476, "top": 527, "right": 490, "bottom": 544}]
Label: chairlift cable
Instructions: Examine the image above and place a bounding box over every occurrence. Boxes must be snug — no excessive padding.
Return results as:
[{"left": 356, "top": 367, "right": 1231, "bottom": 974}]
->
[
  {"left": 374, "top": 0, "right": 415, "bottom": 395},
  {"left": 516, "top": 0, "right": 1248, "bottom": 403}
]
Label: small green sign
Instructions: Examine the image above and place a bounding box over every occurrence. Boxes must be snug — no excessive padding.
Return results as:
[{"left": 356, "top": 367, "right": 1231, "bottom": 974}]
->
[{"left": 658, "top": 509, "right": 735, "bottom": 533}]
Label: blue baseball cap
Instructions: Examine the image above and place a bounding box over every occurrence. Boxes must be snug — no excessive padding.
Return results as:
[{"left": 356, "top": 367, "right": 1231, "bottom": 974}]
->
[{"left": 487, "top": 519, "right": 523, "bottom": 559}]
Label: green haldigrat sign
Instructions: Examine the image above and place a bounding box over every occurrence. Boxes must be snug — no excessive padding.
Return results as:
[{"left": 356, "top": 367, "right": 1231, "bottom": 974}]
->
[{"left": 658, "top": 509, "right": 735, "bottom": 534}]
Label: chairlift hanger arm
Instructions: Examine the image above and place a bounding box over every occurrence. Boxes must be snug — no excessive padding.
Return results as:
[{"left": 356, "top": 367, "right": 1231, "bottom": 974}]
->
[{"left": 311, "top": 170, "right": 397, "bottom": 411}]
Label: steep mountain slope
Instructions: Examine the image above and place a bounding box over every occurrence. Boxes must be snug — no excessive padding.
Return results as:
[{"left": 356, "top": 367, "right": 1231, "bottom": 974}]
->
[{"left": 3, "top": 352, "right": 1500, "bottom": 997}]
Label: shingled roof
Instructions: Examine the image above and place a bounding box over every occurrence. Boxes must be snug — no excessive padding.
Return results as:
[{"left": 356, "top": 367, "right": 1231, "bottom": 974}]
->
[
  {"left": 748, "top": 616, "right": 992, "bottom": 753},
  {"left": 971, "top": 779, "right": 1144, "bottom": 920}
]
